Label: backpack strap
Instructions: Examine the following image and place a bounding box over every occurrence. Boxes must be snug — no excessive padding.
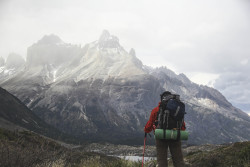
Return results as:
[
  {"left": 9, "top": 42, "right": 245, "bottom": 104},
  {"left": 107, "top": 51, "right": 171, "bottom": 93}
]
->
[
  {"left": 157, "top": 106, "right": 164, "bottom": 129},
  {"left": 163, "top": 110, "right": 169, "bottom": 139},
  {"left": 174, "top": 106, "right": 181, "bottom": 117},
  {"left": 155, "top": 109, "right": 160, "bottom": 128},
  {"left": 177, "top": 128, "right": 181, "bottom": 141},
  {"left": 176, "top": 121, "right": 181, "bottom": 141},
  {"left": 163, "top": 110, "right": 169, "bottom": 128}
]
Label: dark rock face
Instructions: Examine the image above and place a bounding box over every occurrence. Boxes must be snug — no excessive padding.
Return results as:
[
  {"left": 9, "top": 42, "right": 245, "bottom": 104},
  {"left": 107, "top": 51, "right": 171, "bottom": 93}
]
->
[
  {"left": 0, "top": 87, "right": 72, "bottom": 142},
  {"left": 1, "top": 31, "right": 250, "bottom": 145},
  {"left": 4, "top": 75, "right": 163, "bottom": 144}
]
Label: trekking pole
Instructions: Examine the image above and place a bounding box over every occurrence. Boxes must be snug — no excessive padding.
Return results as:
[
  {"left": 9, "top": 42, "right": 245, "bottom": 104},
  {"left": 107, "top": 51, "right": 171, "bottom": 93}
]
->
[{"left": 142, "top": 133, "right": 147, "bottom": 167}]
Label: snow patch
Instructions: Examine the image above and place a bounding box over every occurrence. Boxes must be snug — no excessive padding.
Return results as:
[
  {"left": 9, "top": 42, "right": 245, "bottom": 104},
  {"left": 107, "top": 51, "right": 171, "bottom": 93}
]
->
[
  {"left": 27, "top": 99, "right": 34, "bottom": 107},
  {"left": 0, "top": 67, "right": 4, "bottom": 73},
  {"left": 73, "top": 102, "right": 89, "bottom": 121},
  {"left": 196, "top": 98, "right": 219, "bottom": 109},
  {"left": 180, "top": 86, "right": 188, "bottom": 94},
  {"left": 22, "top": 119, "right": 29, "bottom": 123},
  {"left": 53, "top": 69, "right": 57, "bottom": 82},
  {"left": 3, "top": 68, "right": 16, "bottom": 75}
]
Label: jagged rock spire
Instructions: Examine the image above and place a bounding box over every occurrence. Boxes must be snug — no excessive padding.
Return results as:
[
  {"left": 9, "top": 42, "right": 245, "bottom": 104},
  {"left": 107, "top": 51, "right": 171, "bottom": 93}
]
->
[
  {"left": 5, "top": 53, "right": 25, "bottom": 68},
  {"left": 98, "top": 30, "right": 120, "bottom": 49},
  {"left": 99, "top": 30, "right": 111, "bottom": 42},
  {"left": 37, "top": 34, "right": 63, "bottom": 45}
]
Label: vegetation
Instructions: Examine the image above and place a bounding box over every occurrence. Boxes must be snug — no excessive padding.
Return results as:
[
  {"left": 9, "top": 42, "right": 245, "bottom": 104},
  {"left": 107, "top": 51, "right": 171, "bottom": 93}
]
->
[
  {"left": 0, "top": 128, "right": 116, "bottom": 167},
  {"left": 184, "top": 141, "right": 250, "bottom": 167},
  {"left": 1, "top": 128, "right": 249, "bottom": 167},
  {"left": 0, "top": 128, "right": 154, "bottom": 167}
]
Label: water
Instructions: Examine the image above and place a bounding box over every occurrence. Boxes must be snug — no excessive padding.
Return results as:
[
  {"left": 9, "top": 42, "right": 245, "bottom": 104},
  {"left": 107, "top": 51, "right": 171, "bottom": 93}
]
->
[{"left": 118, "top": 155, "right": 156, "bottom": 162}]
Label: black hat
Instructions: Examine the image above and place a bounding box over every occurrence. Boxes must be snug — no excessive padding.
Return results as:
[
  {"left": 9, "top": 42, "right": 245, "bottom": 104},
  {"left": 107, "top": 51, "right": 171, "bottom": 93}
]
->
[{"left": 160, "top": 91, "right": 171, "bottom": 101}]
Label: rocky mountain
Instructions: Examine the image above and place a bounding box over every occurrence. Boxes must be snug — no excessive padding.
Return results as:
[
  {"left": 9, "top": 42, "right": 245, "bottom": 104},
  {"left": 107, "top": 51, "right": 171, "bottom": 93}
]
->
[
  {"left": 0, "top": 87, "right": 75, "bottom": 143},
  {"left": 150, "top": 67, "right": 250, "bottom": 144},
  {"left": 0, "top": 30, "right": 249, "bottom": 145}
]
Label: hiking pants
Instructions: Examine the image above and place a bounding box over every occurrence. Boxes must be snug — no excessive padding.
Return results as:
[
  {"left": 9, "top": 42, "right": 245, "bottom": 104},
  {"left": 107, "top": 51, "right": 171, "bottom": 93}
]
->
[{"left": 156, "top": 139, "right": 185, "bottom": 167}]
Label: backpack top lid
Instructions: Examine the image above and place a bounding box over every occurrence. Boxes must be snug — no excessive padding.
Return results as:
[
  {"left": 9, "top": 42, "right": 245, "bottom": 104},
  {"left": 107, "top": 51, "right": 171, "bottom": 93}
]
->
[
  {"left": 160, "top": 91, "right": 171, "bottom": 101},
  {"left": 161, "top": 91, "right": 180, "bottom": 102}
]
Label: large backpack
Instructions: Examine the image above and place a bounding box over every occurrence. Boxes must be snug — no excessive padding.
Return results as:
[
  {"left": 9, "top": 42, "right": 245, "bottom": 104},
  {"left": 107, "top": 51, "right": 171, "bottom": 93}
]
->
[{"left": 156, "top": 93, "right": 186, "bottom": 140}]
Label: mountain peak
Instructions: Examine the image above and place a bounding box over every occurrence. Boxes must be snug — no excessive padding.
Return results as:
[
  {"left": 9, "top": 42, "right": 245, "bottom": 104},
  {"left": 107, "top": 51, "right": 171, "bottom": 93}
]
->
[
  {"left": 99, "top": 30, "right": 111, "bottom": 41},
  {"left": 178, "top": 73, "right": 192, "bottom": 84},
  {"left": 98, "top": 30, "right": 120, "bottom": 49},
  {"left": 37, "top": 34, "right": 63, "bottom": 45},
  {"left": 5, "top": 53, "right": 25, "bottom": 69}
]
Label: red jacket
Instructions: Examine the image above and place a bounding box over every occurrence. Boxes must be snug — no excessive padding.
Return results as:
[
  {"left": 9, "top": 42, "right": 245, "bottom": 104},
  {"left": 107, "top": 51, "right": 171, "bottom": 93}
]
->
[{"left": 144, "top": 102, "right": 186, "bottom": 133}]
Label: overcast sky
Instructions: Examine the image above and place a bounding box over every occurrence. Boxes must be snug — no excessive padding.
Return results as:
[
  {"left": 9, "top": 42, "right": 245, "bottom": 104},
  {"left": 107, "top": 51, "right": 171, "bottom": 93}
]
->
[{"left": 0, "top": 0, "right": 250, "bottom": 114}]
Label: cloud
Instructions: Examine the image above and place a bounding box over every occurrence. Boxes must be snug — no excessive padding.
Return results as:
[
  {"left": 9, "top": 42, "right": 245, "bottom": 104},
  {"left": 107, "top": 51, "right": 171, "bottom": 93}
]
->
[
  {"left": 186, "top": 72, "right": 220, "bottom": 87},
  {"left": 214, "top": 71, "right": 250, "bottom": 112}
]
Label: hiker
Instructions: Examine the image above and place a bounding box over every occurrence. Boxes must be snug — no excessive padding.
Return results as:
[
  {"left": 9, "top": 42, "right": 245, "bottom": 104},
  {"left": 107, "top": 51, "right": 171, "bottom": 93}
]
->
[{"left": 144, "top": 91, "right": 186, "bottom": 167}]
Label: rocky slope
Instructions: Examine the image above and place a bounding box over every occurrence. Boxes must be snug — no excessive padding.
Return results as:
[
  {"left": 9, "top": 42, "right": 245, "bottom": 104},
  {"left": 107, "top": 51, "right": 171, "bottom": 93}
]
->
[
  {"left": 0, "top": 87, "right": 75, "bottom": 143},
  {"left": 0, "top": 30, "right": 249, "bottom": 145}
]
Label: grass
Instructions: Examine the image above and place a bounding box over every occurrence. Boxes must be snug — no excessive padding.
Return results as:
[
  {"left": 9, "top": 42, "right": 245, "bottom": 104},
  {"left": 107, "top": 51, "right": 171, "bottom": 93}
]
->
[
  {"left": 185, "top": 141, "right": 250, "bottom": 167},
  {"left": 1, "top": 128, "right": 249, "bottom": 167},
  {"left": 0, "top": 128, "right": 156, "bottom": 167}
]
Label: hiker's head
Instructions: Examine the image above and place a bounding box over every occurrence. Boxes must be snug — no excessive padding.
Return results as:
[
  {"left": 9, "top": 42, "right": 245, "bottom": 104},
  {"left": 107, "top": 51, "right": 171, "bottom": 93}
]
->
[{"left": 160, "top": 91, "right": 171, "bottom": 101}]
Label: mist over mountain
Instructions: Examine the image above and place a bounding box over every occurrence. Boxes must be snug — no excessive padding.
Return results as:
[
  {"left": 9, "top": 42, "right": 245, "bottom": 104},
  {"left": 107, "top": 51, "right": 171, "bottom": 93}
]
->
[
  {"left": 26, "top": 34, "right": 82, "bottom": 68},
  {"left": 0, "top": 57, "right": 5, "bottom": 67},
  {"left": 5, "top": 53, "right": 25, "bottom": 69},
  {"left": 0, "top": 31, "right": 249, "bottom": 145}
]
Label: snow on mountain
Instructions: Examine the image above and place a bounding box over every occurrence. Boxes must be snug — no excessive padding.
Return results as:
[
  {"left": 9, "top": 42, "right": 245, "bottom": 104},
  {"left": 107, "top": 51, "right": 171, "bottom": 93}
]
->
[
  {"left": 0, "top": 31, "right": 250, "bottom": 145},
  {"left": 17, "top": 31, "right": 145, "bottom": 85},
  {"left": 98, "top": 30, "right": 121, "bottom": 49},
  {"left": 70, "top": 34, "right": 145, "bottom": 81},
  {"left": 196, "top": 98, "right": 219, "bottom": 109},
  {"left": 0, "top": 53, "right": 25, "bottom": 82}
]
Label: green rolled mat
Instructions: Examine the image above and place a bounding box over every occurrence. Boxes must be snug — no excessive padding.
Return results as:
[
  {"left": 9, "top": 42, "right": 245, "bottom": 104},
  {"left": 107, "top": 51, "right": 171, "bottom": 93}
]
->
[{"left": 155, "top": 129, "right": 189, "bottom": 140}]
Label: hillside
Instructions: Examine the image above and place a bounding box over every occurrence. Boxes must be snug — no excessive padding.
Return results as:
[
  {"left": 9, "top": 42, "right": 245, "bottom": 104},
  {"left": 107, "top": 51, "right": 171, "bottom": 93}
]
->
[
  {"left": 0, "top": 87, "right": 75, "bottom": 143},
  {"left": 184, "top": 141, "right": 250, "bottom": 167},
  {"left": 0, "top": 128, "right": 121, "bottom": 167}
]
